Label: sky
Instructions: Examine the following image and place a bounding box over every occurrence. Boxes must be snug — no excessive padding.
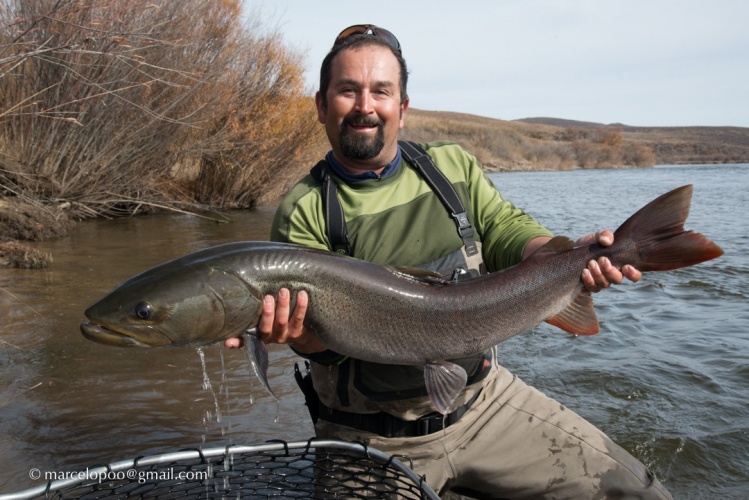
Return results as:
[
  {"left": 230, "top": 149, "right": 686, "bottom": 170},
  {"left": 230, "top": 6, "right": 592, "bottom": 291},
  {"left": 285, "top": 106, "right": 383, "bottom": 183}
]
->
[{"left": 250, "top": 0, "right": 748, "bottom": 128}]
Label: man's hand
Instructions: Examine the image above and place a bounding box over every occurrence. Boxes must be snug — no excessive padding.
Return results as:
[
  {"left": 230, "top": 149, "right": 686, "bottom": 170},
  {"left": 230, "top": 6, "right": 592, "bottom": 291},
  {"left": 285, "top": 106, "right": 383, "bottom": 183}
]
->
[
  {"left": 575, "top": 230, "right": 642, "bottom": 292},
  {"left": 523, "top": 231, "right": 642, "bottom": 294},
  {"left": 224, "top": 288, "right": 327, "bottom": 354}
]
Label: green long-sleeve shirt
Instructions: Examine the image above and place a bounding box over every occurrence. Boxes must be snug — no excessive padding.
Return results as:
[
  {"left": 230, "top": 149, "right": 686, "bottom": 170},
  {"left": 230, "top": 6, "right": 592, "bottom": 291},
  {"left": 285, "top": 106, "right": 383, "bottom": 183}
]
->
[{"left": 271, "top": 141, "right": 552, "bottom": 272}]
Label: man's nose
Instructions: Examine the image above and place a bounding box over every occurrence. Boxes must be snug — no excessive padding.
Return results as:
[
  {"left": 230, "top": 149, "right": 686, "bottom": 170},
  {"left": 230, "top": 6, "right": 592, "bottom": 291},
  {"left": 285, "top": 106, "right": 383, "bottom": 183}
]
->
[{"left": 354, "top": 90, "right": 374, "bottom": 113}]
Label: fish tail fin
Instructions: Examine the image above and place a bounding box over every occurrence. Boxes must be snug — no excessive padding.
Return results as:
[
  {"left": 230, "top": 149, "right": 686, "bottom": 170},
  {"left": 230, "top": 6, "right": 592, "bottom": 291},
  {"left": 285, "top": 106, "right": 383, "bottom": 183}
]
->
[{"left": 614, "top": 184, "right": 723, "bottom": 272}]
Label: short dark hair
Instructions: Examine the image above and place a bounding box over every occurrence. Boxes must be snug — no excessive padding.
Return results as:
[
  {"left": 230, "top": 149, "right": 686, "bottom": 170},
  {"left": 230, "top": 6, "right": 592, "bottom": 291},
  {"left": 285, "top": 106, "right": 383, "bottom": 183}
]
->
[{"left": 318, "top": 35, "right": 409, "bottom": 108}]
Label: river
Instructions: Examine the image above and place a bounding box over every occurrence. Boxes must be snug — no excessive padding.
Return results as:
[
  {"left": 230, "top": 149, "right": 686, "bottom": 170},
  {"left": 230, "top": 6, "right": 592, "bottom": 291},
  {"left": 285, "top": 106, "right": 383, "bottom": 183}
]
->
[{"left": 0, "top": 164, "right": 746, "bottom": 499}]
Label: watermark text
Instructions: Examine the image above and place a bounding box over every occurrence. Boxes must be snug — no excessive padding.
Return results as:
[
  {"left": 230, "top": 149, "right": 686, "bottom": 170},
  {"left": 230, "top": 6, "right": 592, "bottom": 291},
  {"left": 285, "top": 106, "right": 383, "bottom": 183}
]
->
[{"left": 29, "top": 467, "right": 210, "bottom": 485}]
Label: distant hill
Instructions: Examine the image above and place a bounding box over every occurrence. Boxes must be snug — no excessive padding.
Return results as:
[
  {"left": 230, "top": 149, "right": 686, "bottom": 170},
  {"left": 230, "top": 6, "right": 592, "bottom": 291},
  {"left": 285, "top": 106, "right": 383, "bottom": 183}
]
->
[
  {"left": 516, "top": 117, "right": 749, "bottom": 165},
  {"left": 516, "top": 117, "right": 607, "bottom": 128},
  {"left": 396, "top": 109, "right": 749, "bottom": 171}
]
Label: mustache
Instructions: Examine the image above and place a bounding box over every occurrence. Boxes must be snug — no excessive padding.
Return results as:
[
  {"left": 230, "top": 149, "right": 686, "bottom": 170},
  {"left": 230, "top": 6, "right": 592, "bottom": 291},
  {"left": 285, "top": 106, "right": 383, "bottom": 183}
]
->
[{"left": 343, "top": 114, "right": 383, "bottom": 128}]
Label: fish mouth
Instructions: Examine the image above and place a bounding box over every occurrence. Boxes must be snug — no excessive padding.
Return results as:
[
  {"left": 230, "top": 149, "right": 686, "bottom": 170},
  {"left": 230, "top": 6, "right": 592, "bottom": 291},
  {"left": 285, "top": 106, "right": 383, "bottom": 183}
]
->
[{"left": 80, "top": 321, "right": 171, "bottom": 347}]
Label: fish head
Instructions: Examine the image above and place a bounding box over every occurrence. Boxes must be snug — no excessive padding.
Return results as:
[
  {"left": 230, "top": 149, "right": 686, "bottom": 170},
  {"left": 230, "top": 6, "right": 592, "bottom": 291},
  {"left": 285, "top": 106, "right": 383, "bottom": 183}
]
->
[{"left": 81, "top": 263, "right": 263, "bottom": 348}]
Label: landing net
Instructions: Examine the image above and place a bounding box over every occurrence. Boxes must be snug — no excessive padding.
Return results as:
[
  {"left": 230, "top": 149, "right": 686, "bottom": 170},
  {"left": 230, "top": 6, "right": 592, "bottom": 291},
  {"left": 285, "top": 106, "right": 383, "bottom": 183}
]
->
[{"left": 0, "top": 439, "right": 439, "bottom": 499}]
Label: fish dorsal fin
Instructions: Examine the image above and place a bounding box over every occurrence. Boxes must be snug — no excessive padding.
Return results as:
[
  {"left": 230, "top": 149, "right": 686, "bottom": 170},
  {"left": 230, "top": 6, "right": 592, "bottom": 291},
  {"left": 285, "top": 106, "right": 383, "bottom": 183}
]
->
[
  {"left": 389, "top": 266, "right": 451, "bottom": 285},
  {"left": 533, "top": 235, "right": 575, "bottom": 257},
  {"left": 424, "top": 361, "right": 468, "bottom": 415},
  {"left": 545, "top": 292, "right": 600, "bottom": 335}
]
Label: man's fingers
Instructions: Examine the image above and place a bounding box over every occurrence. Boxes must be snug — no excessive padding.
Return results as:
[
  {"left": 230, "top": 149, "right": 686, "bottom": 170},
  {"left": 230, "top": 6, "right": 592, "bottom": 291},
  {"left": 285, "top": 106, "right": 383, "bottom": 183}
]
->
[
  {"left": 274, "top": 288, "right": 292, "bottom": 334},
  {"left": 583, "top": 259, "right": 609, "bottom": 292},
  {"left": 581, "top": 268, "right": 596, "bottom": 290},
  {"left": 257, "top": 294, "right": 276, "bottom": 341},
  {"left": 588, "top": 259, "right": 607, "bottom": 287},
  {"left": 622, "top": 264, "right": 642, "bottom": 283},
  {"left": 228, "top": 288, "right": 310, "bottom": 348},
  {"left": 289, "top": 291, "right": 308, "bottom": 338},
  {"left": 224, "top": 337, "right": 243, "bottom": 349},
  {"left": 598, "top": 257, "right": 622, "bottom": 285},
  {"left": 597, "top": 230, "right": 614, "bottom": 247}
]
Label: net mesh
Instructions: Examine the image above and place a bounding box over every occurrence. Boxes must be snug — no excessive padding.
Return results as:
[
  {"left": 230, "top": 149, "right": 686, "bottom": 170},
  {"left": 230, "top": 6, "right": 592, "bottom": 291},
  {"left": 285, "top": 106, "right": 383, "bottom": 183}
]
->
[{"left": 2, "top": 439, "right": 439, "bottom": 500}]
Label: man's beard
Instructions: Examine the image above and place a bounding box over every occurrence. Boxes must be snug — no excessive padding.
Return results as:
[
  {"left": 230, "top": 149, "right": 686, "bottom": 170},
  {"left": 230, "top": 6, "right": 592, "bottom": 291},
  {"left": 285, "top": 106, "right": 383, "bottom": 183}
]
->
[{"left": 339, "top": 115, "right": 385, "bottom": 160}]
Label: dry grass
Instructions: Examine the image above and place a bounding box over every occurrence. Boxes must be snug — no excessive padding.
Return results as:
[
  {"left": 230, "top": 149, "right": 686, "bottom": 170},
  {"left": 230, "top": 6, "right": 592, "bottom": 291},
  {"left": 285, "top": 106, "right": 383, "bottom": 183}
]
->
[
  {"left": 0, "top": 240, "right": 50, "bottom": 268},
  {"left": 400, "top": 110, "right": 660, "bottom": 171}
]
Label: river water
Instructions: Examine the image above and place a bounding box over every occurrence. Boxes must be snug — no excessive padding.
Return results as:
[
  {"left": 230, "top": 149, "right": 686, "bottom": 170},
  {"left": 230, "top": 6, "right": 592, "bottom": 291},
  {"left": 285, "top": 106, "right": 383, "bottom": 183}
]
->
[{"left": 0, "top": 164, "right": 746, "bottom": 498}]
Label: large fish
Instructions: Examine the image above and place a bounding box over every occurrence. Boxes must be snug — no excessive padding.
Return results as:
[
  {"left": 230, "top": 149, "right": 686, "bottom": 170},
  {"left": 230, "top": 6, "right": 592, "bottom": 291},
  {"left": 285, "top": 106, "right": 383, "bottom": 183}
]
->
[{"left": 81, "top": 185, "right": 723, "bottom": 413}]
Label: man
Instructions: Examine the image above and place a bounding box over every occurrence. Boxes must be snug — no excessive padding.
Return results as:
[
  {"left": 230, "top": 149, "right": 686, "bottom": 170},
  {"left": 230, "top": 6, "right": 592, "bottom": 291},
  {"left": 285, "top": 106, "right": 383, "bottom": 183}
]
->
[{"left": 227, "top": 25, "right": 672, "bottom": 499}]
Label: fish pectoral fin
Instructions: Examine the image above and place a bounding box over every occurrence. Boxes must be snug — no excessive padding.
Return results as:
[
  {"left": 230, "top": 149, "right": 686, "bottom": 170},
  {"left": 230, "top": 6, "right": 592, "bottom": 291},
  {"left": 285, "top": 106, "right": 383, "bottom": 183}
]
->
[
  {"left": 545, "top": 292, "right": 600, "bottom": 335},
  {"left": 389, "top": 266, "right": 451, "bottom": 285},
  {"left": 424, "top": 361, "right": 468, "bottom": 415},
  {"left": 242, "top": 329, "right": 278, "bottom": 400}
]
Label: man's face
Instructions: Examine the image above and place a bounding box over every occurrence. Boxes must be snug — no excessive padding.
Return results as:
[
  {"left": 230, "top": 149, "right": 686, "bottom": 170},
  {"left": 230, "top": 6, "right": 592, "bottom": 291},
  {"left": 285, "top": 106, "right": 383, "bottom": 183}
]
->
[{"left": 316, "top": 45, "right": 409, "bottom": 171}]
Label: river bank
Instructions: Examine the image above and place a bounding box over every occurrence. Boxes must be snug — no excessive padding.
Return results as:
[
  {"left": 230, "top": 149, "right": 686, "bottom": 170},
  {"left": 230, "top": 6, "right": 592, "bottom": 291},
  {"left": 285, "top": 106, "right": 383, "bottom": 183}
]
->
[{"left": 0, "top": 198, "right": 71, "bottom": 268}]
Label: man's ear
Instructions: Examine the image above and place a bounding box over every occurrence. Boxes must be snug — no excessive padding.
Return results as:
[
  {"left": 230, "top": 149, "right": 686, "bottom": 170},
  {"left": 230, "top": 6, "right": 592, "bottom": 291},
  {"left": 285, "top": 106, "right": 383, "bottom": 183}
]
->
[
  {"left": 399, "top": 97, "right": 410, "bottom": 129},
  {"left": 315, "top": 91, "right": 326, "bottom": 124}
]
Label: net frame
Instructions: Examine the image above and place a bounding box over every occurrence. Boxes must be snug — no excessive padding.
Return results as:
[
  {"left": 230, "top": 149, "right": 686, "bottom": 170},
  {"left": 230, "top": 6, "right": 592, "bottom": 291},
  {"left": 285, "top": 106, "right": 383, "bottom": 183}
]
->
[{"left": 0, "top": 439, "right": 440, "bottom": 499}]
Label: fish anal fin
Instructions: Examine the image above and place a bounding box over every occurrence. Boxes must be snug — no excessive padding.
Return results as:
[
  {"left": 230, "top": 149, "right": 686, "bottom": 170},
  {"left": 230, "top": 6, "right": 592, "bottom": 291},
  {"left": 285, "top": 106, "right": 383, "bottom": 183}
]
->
[
  {"left": 424, "top": 361, "right": 468, "bottom": 415},
  {"left": 545, "top": 292, "right": 600, "bottom": 336}
]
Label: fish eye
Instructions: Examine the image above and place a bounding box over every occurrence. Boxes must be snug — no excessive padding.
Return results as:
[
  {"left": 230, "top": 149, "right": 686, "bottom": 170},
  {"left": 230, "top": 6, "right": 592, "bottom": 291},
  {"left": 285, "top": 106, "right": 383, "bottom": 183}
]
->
[{"left": 134, "top": 302, "right": 154, "bottom": 320}]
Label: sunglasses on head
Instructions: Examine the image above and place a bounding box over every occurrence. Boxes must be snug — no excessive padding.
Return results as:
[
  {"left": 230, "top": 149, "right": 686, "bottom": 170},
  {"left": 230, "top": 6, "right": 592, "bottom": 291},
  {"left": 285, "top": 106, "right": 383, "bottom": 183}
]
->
[{"left": 334, "top": 24, "right": 401, "bottom": 54}]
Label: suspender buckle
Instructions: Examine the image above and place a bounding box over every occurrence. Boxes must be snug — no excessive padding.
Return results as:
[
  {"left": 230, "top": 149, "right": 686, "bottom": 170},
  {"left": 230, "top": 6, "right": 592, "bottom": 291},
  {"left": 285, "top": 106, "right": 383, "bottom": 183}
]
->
[
  {"left": 454, "top": 212, "right": 471, "bottom": 229},
  {"left": 333, "top": 244, "right": 351, "bottom": 255},
  {"left": 453, "top": 212, "right": 479, "bottom": 256}
]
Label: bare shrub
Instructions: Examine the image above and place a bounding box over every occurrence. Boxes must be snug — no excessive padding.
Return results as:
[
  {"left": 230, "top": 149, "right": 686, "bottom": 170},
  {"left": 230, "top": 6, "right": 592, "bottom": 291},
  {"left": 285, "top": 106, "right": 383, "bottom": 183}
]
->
[
  {"left": 526, "top": 142, "right": 575, "bottom": 170},
  {"left": 557, "top": 127, "right": 590, "bottom": 142},
  {"left": 401, "top": 112, "right": 535, "bottom": 170},
  {"left": 0, "top": 0, "right": 318, "bottom": 223},
  {"left": 571, "top": 141, "right": 599, "bottom": 168},
  {"left": 621, "top": 141, "right": 656, "bottom": 167},
  {"left": 593, "top": 127, "right": 624, "bottom": 149}
]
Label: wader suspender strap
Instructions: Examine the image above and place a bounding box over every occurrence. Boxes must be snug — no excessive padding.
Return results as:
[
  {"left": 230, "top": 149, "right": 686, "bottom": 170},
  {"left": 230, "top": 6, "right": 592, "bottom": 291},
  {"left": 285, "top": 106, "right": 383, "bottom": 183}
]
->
[
  {"left": 309, "top": 160, "right": 351, "bottom": 255},
  {"left": 398, "top": 141, "right": 479, "bottom": 256},
  {"left": 309, "top": 142, "right": 479, "bottom": 257}
]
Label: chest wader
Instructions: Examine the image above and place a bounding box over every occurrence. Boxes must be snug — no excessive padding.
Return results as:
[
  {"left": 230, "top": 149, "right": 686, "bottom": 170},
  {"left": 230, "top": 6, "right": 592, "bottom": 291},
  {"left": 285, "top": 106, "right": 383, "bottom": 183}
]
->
[{"left": 295, "top": 141, "right": 492, "bottom": 437}]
